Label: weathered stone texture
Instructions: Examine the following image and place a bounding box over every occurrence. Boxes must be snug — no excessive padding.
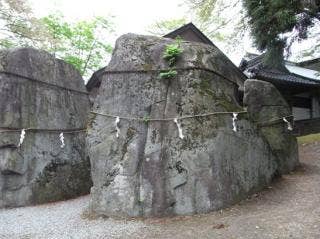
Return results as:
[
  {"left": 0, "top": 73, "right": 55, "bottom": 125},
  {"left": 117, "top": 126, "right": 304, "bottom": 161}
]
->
[
  {"left": 87, "top": 34, "right": 298, "bottom": 218},
  {"left": 244, "top": 79, "right": 299, "bottom": 174},
  {"left": 0, "top": 48, "right": 92, "bottom": 208}
]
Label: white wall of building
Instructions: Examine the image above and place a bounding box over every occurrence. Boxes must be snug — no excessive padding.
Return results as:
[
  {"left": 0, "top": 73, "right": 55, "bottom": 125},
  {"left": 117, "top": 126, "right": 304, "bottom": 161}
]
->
[{"left": 292, "top": 107, "right": 311, "bottom": 120}]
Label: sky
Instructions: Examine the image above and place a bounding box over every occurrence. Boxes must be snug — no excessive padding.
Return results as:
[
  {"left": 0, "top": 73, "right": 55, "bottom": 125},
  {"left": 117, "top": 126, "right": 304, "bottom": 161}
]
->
[
  {"left": 29, "top": 0, "right": 318, "bottom": 65},
  {"left": 31, "top": 0, "right": 188, "bottom": 37},
  {"left": 30, "top": 0, "right": 250, "bottom": 64}
]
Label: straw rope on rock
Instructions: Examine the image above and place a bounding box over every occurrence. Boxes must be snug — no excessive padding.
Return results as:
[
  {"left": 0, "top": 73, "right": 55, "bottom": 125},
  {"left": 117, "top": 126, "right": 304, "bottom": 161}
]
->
[
  {"left": 87, "top": 34, "right": 298, "bottom": 218},
  {"left": 0, "top": 48, "right": 92, "bottom": 208},
  {"left": 244, "top": 79, "right": 299, "bottom": 174}
]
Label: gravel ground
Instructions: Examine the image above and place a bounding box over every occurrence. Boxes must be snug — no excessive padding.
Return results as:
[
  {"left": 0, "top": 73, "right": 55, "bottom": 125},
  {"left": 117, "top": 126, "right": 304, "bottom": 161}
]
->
[
  {"left": 0, "top": 196, "right": 147, "bottom": 239},
  {"left": 1, "top": 142, "right": 320, "bottom": 239}
]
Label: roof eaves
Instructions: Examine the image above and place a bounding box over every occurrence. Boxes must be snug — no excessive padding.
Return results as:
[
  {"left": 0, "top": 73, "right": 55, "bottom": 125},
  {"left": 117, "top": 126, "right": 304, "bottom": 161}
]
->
[
  {"left": 163, "top": 22, "right": 215, "bottom": 46},
  {"left": 255, "top": 69, "right": 320, "bottom": 86},
  {"left": 298, "top": 57, "right": 320, "bottom": 67}
]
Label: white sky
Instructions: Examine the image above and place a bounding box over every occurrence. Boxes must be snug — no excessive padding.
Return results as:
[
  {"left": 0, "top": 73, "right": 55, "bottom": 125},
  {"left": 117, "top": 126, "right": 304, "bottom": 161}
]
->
[
  {"left": 30, "top": 0, "right": 248, "bottom": 64},
  {"left": 29, "top": 0, "right": 319, "bottom": 65},
  {"left": 31, "top": 0, "right": 188, "bottom": 37}
]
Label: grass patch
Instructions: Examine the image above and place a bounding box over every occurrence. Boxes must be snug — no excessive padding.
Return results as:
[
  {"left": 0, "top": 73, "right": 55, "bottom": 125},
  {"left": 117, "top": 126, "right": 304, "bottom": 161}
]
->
[{"left": 297, "top": 133, "right": 320, "bottom": 145}]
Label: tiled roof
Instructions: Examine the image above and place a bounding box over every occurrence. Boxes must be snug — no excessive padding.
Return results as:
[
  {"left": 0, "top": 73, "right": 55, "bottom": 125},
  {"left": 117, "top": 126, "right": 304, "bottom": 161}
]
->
[
  {"left": 241, "top": 54, "right": 320, "bottom": 87},
  {"left": 298, "top": 57, "right": 320, "bottom": 67},
  {"left": 253, "top": 68, "right": 320, "bottom": 86}
]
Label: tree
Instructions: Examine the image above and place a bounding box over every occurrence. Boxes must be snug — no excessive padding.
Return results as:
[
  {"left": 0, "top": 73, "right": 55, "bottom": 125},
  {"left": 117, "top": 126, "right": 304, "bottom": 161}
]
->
[
  {"left": 186, "top": 0, "right": 320, "bottom": 69},
  {"left": 146, "top": 0, "right": 247, "bottom": 63},
  {"left": 294, "top": 23, "right": 320, "bottom": 60},
  {"left": 243, "top": 0, "right": 320, "bottom": 70},
  {"left": 40, "top": 14, "right": 113, "bottom": 78},
  {"left": 0, "top": 0, "right": 114, "bottom": 78},
  {"left": 184, "top": 0, "right": 248, "bottom": 59},
  {"left": 0, "top": 0, "right": 48, "bottom": 48}
]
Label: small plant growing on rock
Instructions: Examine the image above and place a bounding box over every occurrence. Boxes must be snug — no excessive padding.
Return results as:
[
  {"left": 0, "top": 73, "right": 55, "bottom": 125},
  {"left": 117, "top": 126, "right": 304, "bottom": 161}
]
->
[
  {"left": 142, "top": 115, "right": 151, "bottom": 124},
  {"left": 159, "top": 38, "right": 183, "bottom": 79},
  {"left": 159, "top": 69, "right": 178, "bottom": 79},
  {"left": 163, "top": 40, "right": 183, "bottom": 66}
]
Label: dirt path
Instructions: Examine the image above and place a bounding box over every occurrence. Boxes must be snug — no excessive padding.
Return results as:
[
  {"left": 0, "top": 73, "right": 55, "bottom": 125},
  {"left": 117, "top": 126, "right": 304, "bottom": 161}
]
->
[
  {"left": 137, "top": 142, "right": 320, "bottom": 239},
  {"left": 1, "top": 143, "right": 319, "bottom": 239}
]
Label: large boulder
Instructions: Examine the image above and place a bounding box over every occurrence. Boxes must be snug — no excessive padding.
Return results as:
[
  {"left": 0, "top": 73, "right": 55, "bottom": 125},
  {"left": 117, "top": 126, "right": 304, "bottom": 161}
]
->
[
  {"left": 87, "top": 34, "right": 298, "bottom": 218},
  {"left": 244, "top": 79, "right": 299, "bottom": 174},
  {"left": 0, "top": 48, "right": 92, "bottom": 207}
]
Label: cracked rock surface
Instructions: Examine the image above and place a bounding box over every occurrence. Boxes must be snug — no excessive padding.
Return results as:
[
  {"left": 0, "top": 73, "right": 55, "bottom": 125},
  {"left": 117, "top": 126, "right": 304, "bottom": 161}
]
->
[
  {"left": 0, "top": 48, "right": 92, "bottom": 208},
  {"left": 244, "top": 79, "right": 299, "bottom": 174},
  {"left": 87, "top": 34, "right": 298, "bottom": 217}
]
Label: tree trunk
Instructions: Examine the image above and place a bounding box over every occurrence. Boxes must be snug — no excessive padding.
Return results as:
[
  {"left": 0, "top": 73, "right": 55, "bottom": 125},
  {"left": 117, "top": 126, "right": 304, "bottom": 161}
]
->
[{"left": 262, "top": 40, "right": 289, "bottom": 72}]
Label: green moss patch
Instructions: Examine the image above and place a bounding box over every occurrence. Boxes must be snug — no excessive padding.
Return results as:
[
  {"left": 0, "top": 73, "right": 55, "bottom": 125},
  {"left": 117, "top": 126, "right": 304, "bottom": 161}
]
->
[{"left": 297, "top": 133, "right": 320, "bottom": 145}]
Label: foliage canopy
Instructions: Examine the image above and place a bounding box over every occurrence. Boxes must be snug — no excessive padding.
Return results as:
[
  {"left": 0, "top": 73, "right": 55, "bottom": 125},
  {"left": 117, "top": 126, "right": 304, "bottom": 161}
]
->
[
  {"left": 183, "top": 0, "right": 320, "bottom": 68},
  {"left": 242, "top": 0, "right": 320, "bottom": 69},
  {"left": 148, "top": 0, "right": 247, "bottom": 62},
  {"left": 0, "top": 0, "right": 114, "bottom": 78},
  {"left": 40, "top": 14, "right": 113, "bottom": 77}
]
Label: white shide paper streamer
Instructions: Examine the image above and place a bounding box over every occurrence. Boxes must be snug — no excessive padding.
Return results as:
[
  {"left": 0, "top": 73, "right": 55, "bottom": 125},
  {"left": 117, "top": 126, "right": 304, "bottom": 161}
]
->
[
  {"left": 115, "top": 116, "right": 120, "bottom": 138},
  {"left": 59, "top": 132, "right": 65, "bottom": 148},
  {"left": 173, "top": 118, "right": 184, "bottom": 139},
  {"left": 17, "top": 129, "right": 26, "bottom": 147},
  {"left": 283, "top": 117, "right": 293, "bottom": 131},
  {"left": 232, "top": 113, "right": 238, "bottom": 132}
]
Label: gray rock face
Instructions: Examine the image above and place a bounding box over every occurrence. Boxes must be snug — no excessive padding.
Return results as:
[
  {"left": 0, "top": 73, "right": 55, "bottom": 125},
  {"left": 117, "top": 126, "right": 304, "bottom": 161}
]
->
[
  {"left": 0, "top": 48, "right": 92, "bottom": 208},
  {"left": 87, "top": 34, "right": 298, "bottom": 218},
  {"left": 244, "top": 79, "right": 299, "bottom": 174}
]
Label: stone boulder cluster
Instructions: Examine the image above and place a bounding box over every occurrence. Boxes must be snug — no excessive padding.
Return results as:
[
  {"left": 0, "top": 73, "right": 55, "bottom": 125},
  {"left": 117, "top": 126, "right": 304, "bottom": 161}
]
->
[{"left": 0, "top": 34, "right": 298, "bottom": 218}]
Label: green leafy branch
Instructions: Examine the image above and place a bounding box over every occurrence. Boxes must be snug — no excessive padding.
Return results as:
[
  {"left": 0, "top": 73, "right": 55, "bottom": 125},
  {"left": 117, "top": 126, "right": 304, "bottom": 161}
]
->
[
  {"left": 159, "top": 38, "right": 183, "bottom": 79},
  {"left": 163, "top": 40, "right": 183, "bottom": 66}
]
